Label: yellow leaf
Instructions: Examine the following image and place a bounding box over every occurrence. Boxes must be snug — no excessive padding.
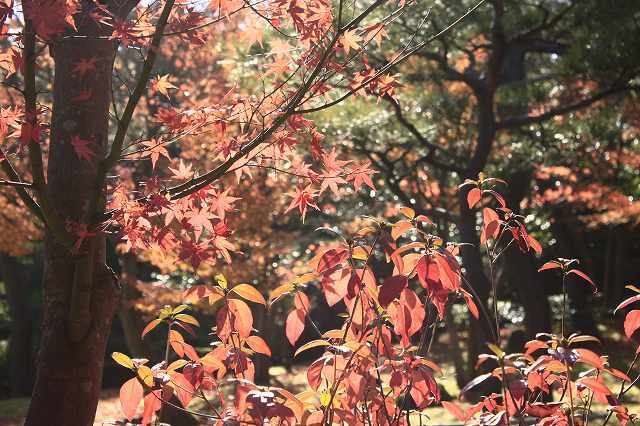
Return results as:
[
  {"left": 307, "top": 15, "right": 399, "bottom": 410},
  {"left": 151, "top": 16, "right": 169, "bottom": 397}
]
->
[
  {"left": 151, "top": 74, "right": 177, "bottom": 98},
  {"left": 487, "top": 343, "right": 504, "bottom": 358},
  {"left": 215, "top": 274, "right": 228, "bottom": 289},
  {"left": 391, "top": 220, "right": 413, "bottom": 240},
  {"left": 175, "top": 314, "right": 200, "bottom": 327},
  {"left": 340, "top": 29, "right": 362, "bottom": 54},
  {"left": 231, "top": 284, "right": 266, "bottom": 306},
  {"left": 356, "top": 226, "right": 377, "bottom": 236},
  {"left": 294, "top": 273, "right": 317, "bottom": 285},
  {"left": 112, "top": 352, "right": 134, "bottom": 369},
  {"left": 320, "top": 392, "right": 331, "bottom": 407},
  {"left": 351, "top": 246, "right": 369, "bottom": 261},
  {"left": 294, "top": 339, "right": 330, "bottom": 357},
  {"left": 171, "top": 305, "right": 189, "bottom": 315},
  {"left": 269, "top": 283, "right": 294, "bottom": 305},
  {"left": 322, "top": 329, "right": 344, "bottom": 339},
  {"left": 137, "top": 365, "right": 154, "bottom": 387}
]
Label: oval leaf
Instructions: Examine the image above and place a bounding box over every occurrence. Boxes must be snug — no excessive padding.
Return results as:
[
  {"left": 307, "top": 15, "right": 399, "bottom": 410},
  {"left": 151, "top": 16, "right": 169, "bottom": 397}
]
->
[
  {"left": 624, "top": 310, "right": 640, "bottom": 339},
  {"left": 141, "top": 319, "right": 162, "bottom": 339},
  {"left": 294, "top": 339, "right": 331, "bottom": 357},
  {"left": 461, "top": 372, "right": 493, "bottom": 394},
  {"left": 246, "top": 335, "right": 272, "bottom": 356},
  {"left": 120, "top": 377, "right": 143, "bottom": 420},
  {"left": 175, "top": 314, "right": 200, "bottom": 327},
  {"left": 568, "top": 269, "right": 597, "bottom": 293},
  {"left": 467, "top": 187, "right": 482, "bottom": 208},
  {"left": 578, "top": 377, "right": 612, "bottom": 395},
  {"left": 112, "top": 352, "right": 134, "bottom": 369},
  {"left": 615, "top": 295, "right": 640, "bottom": 313},
  {"left": 231, "top": 284, "right": 266, "bottom": 306}
]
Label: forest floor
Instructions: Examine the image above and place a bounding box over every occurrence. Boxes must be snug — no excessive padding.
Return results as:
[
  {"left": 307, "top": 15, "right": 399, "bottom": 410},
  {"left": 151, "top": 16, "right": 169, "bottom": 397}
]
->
[
  {"left": 1, "top": 364, "right": 638, "bottom": 425},
  {"left": 0, "top": 388, "right": 122, "bottom": 426}
]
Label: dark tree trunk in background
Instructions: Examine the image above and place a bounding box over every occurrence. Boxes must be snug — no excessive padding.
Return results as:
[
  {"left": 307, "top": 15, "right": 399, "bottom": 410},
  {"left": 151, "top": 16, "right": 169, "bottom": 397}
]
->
[
  {"left": 503, "top": 170, "right": 552, "bottom": 338},
  {"left": 24, "top": 32, "right": 120, "bottom": 426},
  {"left": 0, "top": 254, "right": 35, "bottom": 397},
  {"left": 444, "top": 306, "right": 467, "bottom": 389},
  {"left": 457, "top": 193, "right": 493, "bottom": 378},
  {"left": 457, "top": 86, "right": 498, "bottom": 381},
  {"left": 118, "top": 252, "right": 152, "bottom": 357},
  {"left": 550, "top": 214, "right": 598, "bottom": 336},
  {"left": 253, "top": 305, "right": 272, "bottom": 385}
]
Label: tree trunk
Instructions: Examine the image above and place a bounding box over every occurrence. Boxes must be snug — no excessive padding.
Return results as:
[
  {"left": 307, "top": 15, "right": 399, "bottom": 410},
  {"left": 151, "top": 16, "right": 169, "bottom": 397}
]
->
[
  {"left": 457, "top": 196, "right": 494, "bottom": 379},
  {"left": 503, "top": 169, "right": 552, "bottom": 338},
  {"left": 550, "top": 214, "right": 598, "bottom": 336},
  {"left": 458, "top": 88, "right": 497, "bottom": 381},
  {"left": 0, "top": 253, "right": 35, "bottom": 397},
  {"left": 24, "top": 33, "right": 120, "bottom": 426},
  {"left": 444, "top": 306, "right": 468, "bottom": 389}
]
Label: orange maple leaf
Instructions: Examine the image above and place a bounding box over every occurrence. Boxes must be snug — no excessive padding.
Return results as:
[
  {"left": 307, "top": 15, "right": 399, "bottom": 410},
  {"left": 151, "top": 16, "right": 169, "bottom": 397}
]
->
[
  {"left": 340, "top": 29, "right": 362, "bottom": 55},
  {"left": 151, "top": 74, "right": 177, "bottom": 98}
]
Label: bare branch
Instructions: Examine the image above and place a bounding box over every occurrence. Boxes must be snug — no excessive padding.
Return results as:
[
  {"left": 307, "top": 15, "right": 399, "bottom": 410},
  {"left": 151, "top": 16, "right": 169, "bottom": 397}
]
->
[
  {"left": 496, "top": 85, "right": 633, "bottom": 129},
  {"left": 101, "top": 0, "right": 177, "bottom": 177},
  {"left": 383, "top": 95, "right": 464, "bottom": 173},
  {"left": 0, "top": 147, "right": 43, "bottom": 221}
]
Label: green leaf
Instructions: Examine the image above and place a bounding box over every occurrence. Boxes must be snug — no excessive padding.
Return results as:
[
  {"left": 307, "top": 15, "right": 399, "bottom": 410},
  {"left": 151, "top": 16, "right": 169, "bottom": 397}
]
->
[{"left": 487, "top": 343, "right": 505, "bottom": 358}]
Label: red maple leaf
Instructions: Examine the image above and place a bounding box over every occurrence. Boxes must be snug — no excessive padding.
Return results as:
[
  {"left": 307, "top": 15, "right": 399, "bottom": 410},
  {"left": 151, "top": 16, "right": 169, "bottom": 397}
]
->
[
  {"left": 72, "top": 57, "right": 97, "bottom": 78},
  {"left": 209, "top": 188, "right": 239, "bottom": 220},
  {"left": 140, "top": 139, "right": 170, "bottom": 170},
  {"left": 285, "top": 186, "right": 319, "bottom": 222},
  {"left": 70, "top": 135, "right": 96, "bottom": 165},
  {"left": 348, "top": 161, "right": 376, "bottom": 192}
]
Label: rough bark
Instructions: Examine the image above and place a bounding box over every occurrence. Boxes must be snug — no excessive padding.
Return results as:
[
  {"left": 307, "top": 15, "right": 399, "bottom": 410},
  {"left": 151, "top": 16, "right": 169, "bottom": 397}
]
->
[
  {"left": 0, "top": 253, "right": 35, "bottom": 397},
  {"left": 24, "top": 33, "right": 120, "bottom": 426}
]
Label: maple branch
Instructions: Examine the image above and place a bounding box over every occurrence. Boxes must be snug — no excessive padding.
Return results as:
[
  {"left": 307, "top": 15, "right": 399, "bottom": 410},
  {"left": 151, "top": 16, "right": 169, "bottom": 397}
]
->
[
  {"left": 0, "top": 148, "right": 44, "bottom": 222},
  {"left": 0, "top": 179, "right": 33, "bottom": 188},
  {"left": 383, "top": 94, "right": 464, "bottom": 174},
  {"left": 166, "top": 4, "right": 365, "bottom": 200},
  {"left": 295, "top": 0, "right": 488, "bottom": 114},
  {"left": 101, "top": 0, "right": 176, "bottom": 178},
  {"left": 496, "top": 84, "right": 633, "bottom": 129},
  {"left": 165, "top": 0, "right": 431, "bottom": 200}
]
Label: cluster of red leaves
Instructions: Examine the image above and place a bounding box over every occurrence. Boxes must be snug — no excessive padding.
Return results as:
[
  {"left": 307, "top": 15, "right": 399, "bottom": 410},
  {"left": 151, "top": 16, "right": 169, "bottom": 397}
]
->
[
  {"left": 111, "top": 181, "right": 549, "bottom": 425},
  {"left": 112, "top": 178, "right": 640, "bottom": 426},
  {"left": 442, "top": 266, "right": 640, "bottom": 425},
  {"left": 445, "top": 326, "right": 638, "bottom": 426}
]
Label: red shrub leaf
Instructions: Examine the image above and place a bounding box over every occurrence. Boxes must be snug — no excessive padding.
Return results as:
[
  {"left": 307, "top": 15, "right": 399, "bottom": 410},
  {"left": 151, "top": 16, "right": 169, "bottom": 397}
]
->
[
  {"left": 119, "top": 377, "right": 143, "bottom": 420},
  {"left": 378, "top": 275, "right": 407, "bottom": 307},
  {"left": 624, "top": 310, "right": 640, "bottom": 339}
]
